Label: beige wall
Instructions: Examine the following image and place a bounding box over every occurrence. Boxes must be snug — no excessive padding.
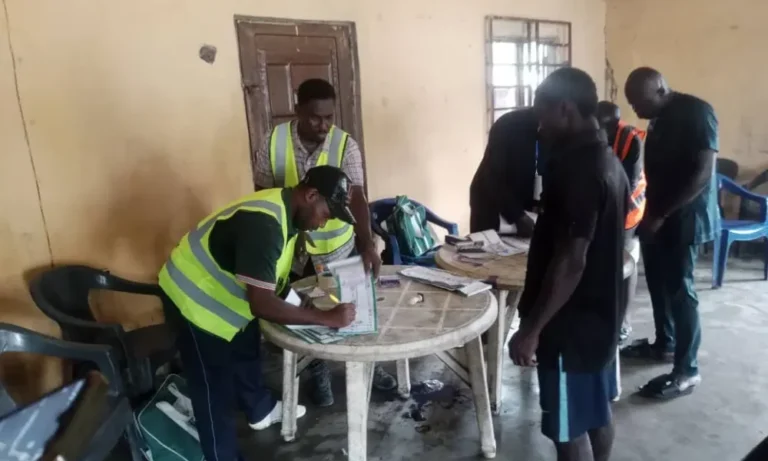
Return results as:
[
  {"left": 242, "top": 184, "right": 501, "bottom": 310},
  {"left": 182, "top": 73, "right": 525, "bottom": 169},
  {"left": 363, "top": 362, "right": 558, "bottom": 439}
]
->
[
  {"left": 606, "top": 0, "right": 768, "bottom": 178},
  {"left": 0, "top": 0, "right": 606, "bottom": 396}
]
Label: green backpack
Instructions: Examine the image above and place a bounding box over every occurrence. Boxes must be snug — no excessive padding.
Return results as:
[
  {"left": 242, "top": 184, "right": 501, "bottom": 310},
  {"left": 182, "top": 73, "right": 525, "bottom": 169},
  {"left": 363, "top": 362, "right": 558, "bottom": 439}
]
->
[
  {"left": 385, "top": 196, "right": 436, "bottom": 258},
  {"left": 137, "top": 374, "right": 203, "bottom": 461}
]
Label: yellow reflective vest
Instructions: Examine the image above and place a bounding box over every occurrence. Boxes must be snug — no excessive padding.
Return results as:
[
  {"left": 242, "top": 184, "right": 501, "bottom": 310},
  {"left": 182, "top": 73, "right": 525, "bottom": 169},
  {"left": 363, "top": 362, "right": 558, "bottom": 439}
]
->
[
  {"left": 269, "top": 122, "right": 355, "bottom": 256},
  {"left": 158, "top": 188, "right": 298, "bottom": 341}
]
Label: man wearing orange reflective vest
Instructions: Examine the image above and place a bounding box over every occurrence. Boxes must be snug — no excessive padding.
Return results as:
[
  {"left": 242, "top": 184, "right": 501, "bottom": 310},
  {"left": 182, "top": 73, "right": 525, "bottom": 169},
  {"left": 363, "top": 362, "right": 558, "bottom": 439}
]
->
[{"left": 597, "top": 101, "right": 646, "bottom": 345}]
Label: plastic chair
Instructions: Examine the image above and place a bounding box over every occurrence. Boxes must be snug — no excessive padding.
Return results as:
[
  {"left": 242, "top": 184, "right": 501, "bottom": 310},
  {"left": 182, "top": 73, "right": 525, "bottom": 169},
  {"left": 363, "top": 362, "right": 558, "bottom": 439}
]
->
[
  {"left": 370, "top": 198, "right": 459, "bottom": 266},
  {"left": 716, "top": 158, "right": 739, "bottom": 180},
  {"left": 712, "top": 174, "right": 768, "bottom": 288},
  {"left": 0, "top": 323, "right": 142, "bottom": 461},
  {"left": 739, "top": 168, "right": 768, "bottom": 221},
  {"left": 29, "top": 265, "right": 177, "bottom": 400},
  {"left": 716, "top": 157, "right": 740, "bottom": 218}
]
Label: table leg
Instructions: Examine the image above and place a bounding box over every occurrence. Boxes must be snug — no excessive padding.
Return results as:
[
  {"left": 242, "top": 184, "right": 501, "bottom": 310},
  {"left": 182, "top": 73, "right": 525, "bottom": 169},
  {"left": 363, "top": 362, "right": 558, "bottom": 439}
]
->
[
  {"left": 465, "top": 336, "right": 497, "bottom": 459},
  {"left": 346, "top": 361, "right": 372, "bottom": 461},
  {"left": 396, "top": 359, "right": 411, "bottom": 399},
  {"left": 487, "top": 289, "right": 508, "bottom": 415},
  {"left": 281, "top": 349, "right": 299, "bottom": 442}
]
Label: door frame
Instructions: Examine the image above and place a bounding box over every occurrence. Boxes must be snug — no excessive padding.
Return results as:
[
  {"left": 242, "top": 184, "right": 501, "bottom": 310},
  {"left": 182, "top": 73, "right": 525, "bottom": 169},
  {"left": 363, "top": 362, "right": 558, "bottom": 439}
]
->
[{"left": 234, "top": 16, "right": 367, "bottom": 190}]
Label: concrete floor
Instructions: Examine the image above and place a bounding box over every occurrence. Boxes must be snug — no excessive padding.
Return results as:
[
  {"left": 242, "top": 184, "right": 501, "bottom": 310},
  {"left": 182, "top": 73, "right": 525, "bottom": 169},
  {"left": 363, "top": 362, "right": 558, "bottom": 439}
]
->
[{"left": 238, "top": 256, "right": 768, "bottom": 461}]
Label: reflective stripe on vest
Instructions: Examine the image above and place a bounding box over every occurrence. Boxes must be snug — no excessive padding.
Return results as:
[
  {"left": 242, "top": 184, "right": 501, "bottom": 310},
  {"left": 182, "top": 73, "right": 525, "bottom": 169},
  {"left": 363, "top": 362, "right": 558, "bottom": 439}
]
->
[
  {"left": 269, "top": 122, "right": 355, "bottom": 255},
  {"left": 158, "top": 189, "right": 297, "bottom": 341},
  {"left": 613, "top": 122, "right": 647, "bottom": 229}
]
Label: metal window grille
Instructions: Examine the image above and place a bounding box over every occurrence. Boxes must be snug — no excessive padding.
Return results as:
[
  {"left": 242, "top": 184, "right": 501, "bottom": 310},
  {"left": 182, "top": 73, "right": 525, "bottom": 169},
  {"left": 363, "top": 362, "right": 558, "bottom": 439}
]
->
[{"left": 485, "top": 16, "right": 572, "bottom": 127}]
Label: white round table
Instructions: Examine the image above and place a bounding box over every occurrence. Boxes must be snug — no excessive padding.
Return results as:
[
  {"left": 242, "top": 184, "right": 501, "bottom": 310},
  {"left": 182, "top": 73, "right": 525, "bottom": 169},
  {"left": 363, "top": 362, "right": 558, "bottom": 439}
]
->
[{"left": 260, "top": 266, "right": 499, "bottom": 461}]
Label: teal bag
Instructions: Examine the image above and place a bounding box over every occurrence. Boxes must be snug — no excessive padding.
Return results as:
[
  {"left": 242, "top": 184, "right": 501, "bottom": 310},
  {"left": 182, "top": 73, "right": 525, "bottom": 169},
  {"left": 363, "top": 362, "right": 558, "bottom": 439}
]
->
[
  {"left": 137, "top": 374, "right": 204, "bottom": 461},
  {"left": 385, "top": 196, "right": 436, "bottom": 257}
]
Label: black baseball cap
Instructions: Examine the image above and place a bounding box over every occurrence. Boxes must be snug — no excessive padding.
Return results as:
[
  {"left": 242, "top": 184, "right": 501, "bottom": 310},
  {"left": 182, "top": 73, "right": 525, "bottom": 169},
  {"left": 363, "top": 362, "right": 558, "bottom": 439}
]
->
[{"left": 301, "top": 166, "right": 356, "bottom": 225}]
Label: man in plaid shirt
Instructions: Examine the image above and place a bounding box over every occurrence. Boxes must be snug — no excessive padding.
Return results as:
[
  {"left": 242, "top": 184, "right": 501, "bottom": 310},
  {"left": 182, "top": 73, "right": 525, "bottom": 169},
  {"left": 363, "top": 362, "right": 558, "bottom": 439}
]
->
[{"left": 254, "top": 79, "right": 396, "bottom": 406}]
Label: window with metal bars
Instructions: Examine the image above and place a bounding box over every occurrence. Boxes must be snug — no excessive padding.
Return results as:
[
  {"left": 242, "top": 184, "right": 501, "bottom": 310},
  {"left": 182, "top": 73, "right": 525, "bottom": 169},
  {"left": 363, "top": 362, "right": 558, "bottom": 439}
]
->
[{"left": 486, "top": 16, "right": 571, "bottom": 127}]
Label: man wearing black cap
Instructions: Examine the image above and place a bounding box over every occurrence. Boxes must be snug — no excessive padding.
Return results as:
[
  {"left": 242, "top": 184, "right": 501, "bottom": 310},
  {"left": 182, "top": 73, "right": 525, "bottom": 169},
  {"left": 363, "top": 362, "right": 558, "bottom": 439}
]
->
[{"left": 159, "top": 165, "right": 357, "bottom": 461}]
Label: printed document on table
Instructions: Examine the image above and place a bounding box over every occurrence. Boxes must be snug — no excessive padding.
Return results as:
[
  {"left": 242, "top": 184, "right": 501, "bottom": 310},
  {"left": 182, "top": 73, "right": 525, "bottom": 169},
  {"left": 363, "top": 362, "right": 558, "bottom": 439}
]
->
[
  {"left": 326, "top": 256, "right": 378, "bottom": 335},
  {"left": 468, "top": 229, "right": 526, "bottom": 256}
]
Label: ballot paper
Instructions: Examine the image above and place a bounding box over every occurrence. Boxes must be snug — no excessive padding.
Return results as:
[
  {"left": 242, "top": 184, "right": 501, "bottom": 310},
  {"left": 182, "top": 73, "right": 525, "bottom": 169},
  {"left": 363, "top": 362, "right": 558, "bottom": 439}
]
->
[
  {"left": 399, "top": 266, "right": 492, "bottom": 297},
  {"left": 326, "top": 256, "right": 378, "bottom": 335},
  {"left": 468, "top": 230, "right": 527, "bottom": 257},
  {"left": 500, "top": 236, "right": 530, "bottom": 254}
]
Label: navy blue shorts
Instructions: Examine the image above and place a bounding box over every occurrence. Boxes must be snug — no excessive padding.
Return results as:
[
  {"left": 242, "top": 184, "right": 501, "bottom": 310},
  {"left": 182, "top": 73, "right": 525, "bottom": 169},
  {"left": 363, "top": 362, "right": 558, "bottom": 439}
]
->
[{"left": 538, "top": 356, "right": 618, "bottom": 442}]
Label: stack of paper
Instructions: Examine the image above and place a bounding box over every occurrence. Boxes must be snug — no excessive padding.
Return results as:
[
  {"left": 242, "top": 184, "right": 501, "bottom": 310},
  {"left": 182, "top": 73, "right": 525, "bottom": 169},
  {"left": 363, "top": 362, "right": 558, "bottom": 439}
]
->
[
  {"left": 468, "top": 230, "right": 527, "bottom": 256},
  {"left": 280, "top": 325, "right": 348, "bottom": 344},
  {"left": 280, "top": 288, "right": 348, "bottom": 344},
  {"left": 398, "top": 266, "right": 492, "bottom": 297}
]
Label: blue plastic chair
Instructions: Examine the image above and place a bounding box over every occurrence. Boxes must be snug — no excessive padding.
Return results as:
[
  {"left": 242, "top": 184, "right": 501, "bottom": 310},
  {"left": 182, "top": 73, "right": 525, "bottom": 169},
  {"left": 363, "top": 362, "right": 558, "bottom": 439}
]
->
[
  {"left": 712, "top": 174, "right": 768, "bottom": 288},
  {"left": 370, "top": 198, "right": 459, "bottom": 266}
]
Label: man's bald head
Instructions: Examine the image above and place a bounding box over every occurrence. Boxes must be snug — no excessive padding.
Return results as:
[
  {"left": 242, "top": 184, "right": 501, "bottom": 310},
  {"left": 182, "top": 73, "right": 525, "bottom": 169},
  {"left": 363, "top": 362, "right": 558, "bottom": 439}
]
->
[
  {"left": 624, "top": 67, "right": 671, "bottom": 119},
  {"left": 597, "top": 101, "right": 620, "bottom": 125}
]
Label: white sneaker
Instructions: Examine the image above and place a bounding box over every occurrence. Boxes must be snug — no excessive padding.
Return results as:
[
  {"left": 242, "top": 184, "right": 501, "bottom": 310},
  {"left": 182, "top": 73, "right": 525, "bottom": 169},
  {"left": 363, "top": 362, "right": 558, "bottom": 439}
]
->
[{"left": 249, "top": 401, "right": 306, "bottom": 431}]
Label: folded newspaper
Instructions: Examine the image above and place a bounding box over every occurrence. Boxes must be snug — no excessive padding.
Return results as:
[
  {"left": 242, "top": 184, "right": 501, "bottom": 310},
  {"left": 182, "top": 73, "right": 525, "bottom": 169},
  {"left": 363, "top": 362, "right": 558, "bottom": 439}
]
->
[{"left": 398, "top": 266, "right": 492, "bottom": 296}]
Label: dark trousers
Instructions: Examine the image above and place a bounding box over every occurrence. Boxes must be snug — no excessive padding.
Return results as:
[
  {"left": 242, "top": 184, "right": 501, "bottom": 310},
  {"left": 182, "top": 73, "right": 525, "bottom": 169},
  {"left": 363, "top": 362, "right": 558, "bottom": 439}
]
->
[
  {"left": 641, "top": 241, "right": 702, "bottom": 376},
  {"left": 167, "top": 303, "right": 276, "bottom": 461}
]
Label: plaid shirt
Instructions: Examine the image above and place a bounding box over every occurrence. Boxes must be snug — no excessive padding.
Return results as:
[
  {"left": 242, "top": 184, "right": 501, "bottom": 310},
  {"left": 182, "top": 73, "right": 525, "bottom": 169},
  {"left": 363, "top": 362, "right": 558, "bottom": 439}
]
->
[
  {"left": 253, "top": 120, "right": 365, "bottom": 188},
  {"left": 254, "top": 120, "right": 363, "bottom": 269}
]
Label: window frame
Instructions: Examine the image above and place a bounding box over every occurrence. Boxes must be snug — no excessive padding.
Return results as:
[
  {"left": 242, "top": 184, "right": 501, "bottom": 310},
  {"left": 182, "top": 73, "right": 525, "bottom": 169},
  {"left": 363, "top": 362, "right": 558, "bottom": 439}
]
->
[{"left": 485, "top": 16, "right": 572, "bottom": 129}]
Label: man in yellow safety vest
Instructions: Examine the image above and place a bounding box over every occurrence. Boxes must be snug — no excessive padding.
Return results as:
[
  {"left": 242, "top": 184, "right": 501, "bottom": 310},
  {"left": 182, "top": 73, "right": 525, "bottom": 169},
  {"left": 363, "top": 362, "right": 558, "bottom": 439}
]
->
[
  {"left": 253, "top": 78, "right": 396, "bottom": 406},
  {"left": 160, "top": 166, "right": 357, "bottom": 461}
]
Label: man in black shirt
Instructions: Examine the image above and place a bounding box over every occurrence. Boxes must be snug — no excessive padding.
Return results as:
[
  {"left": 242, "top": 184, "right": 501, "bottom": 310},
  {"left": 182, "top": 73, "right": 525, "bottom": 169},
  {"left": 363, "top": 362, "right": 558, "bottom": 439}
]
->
[
  {"left": 622, "top": 67, "right": 719, "bottom": 400},
  {"left": 469, "top": 108, "right": 542, "bottom": 236},
  {"left": 509, "top": 68, "right": 628, "bottom": 461}
]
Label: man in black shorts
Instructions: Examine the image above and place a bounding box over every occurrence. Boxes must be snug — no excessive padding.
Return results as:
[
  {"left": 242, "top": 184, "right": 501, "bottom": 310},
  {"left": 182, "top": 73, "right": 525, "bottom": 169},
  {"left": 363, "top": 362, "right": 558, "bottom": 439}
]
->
[{"left": 509, "top": 68, "right": 629, "bottom": 461}]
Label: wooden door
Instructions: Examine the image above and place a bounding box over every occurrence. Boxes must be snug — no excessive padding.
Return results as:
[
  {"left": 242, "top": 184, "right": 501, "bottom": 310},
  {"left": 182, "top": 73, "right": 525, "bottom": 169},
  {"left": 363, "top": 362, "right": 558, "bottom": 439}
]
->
[{"left": 236, "top": 17, "right": 365, "bottom": 186}]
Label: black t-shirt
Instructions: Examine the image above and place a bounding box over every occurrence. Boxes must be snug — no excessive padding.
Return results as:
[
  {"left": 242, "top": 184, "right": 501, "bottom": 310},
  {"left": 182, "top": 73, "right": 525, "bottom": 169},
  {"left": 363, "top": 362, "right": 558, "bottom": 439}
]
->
[
  {"left": 207, "top": 189, "right": 297, "bottom": 292},
  {"left": 518, "top": 130, "right": 629, "bottom": 373},
  {"left": 469, "top": 108, "right": 541, "bottom": 228}
]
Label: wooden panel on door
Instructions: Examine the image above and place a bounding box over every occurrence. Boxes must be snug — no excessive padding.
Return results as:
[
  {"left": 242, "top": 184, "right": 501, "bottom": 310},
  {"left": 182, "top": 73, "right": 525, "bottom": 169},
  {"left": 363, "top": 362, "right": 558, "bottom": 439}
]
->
[{"left": 236, "top": 18, "right": 366, "bottom": 190}]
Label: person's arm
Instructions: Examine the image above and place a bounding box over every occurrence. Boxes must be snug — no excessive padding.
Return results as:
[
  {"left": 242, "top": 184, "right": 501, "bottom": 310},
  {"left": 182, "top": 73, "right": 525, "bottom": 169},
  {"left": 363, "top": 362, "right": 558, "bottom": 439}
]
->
[
  {"left": 341, "top": 137, "right": 381, "bottom": 277},
  {"left": 643, "top": 103, "right": 719, "bottom": 229},
  {"left": 232, "top": 212, "right": 355, "bottom": 328},
  {"left": 509, "top": 174, "right": 601, "bottom": 366},
  {"left": 652, "top": 149, "right": 715, "bottom": 219},
  {"left": 520, "top": 236, "right": 591, "bottom": 336},
  {"left": 516, "top": 212, "right": 549, "bottom": 316},
  {"left": 253, "top": 136, "right": 276, "bottom": 192},
  {"left": 245, "top": 285, "right": 354, "bottom": 328}
]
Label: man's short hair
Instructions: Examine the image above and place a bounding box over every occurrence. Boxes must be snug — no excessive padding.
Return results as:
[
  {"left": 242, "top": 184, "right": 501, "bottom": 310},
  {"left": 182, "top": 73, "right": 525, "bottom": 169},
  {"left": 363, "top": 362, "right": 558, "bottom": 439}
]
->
[
  {"left": 535, "top": 68, "right": 598, "bottom": 117},
  {"left": 297, "top": 79, "right": 336, "bottom": 106}
]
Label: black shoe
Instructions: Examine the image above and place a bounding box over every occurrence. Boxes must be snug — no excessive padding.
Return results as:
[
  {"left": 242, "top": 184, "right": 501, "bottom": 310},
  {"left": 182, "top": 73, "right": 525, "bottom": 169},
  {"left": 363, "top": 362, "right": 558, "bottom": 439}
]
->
[
  {"left": 308, "top": 360, "right": 334, "bottom": 407},
  {"left": 372, "top": 365, "right": 397, "bottom": 392}
]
